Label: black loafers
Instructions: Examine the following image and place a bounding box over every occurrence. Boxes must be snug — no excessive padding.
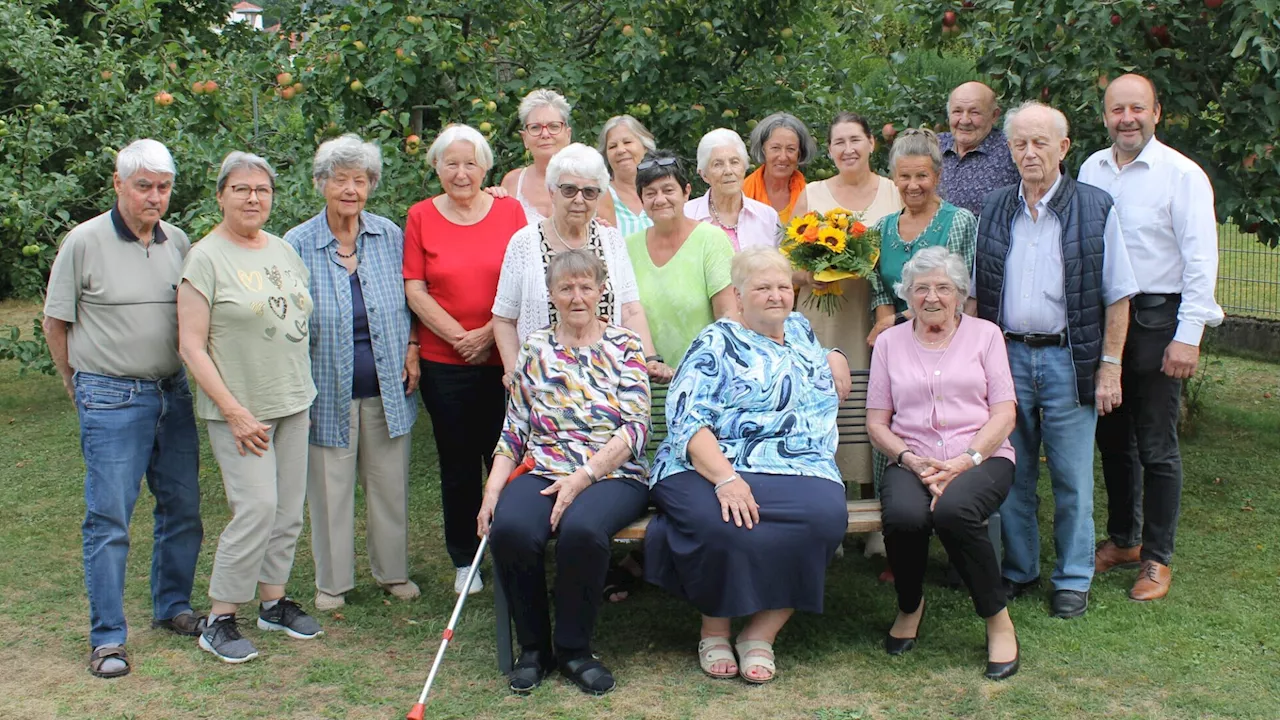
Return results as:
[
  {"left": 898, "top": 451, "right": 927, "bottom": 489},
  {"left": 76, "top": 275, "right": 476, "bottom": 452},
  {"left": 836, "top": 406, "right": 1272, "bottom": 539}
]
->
[
  {"left": 508, "top": 649, "right": 555, "bottom": 694},
  {"left": 984, "top": 638, "right": 1020, "bottom": 681},
  {"left": 1050, "top": 589, "right": 1089, "bottom": 619},
  {"left": 560, "top": 655, "right": 616, "bottom": 695},
  {"left": 1003, "top": 577, "right": 1040, "bottom": 602}
]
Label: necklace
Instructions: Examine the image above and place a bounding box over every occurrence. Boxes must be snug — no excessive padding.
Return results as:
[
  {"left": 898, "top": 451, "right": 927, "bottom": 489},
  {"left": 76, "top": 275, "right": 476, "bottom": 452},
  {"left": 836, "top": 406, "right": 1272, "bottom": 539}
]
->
[
  {"left": 707, "top": 194, "right": 738, "bottom": 231},
  {"left": 335, "top": 246, "right": 357, "bottom": 259},
  {"left": 914, "top": 322, "right": 958, "bottom": 348},
  {"left": 550, "top": 217, "right": 588, "bottom": 250}
]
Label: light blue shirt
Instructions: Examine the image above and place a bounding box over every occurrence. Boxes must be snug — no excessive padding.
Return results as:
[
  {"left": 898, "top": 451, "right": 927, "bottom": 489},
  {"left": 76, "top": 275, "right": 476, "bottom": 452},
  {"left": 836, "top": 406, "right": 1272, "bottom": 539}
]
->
[
  {"left": 998, "top": 175, "right": 1138, "bottom": 334},
  {"left": 284, "top": 210, "right": 418, "bottom": 447},
  {"left": 610, "top": 185, "right": 653, "bottom": 238}
]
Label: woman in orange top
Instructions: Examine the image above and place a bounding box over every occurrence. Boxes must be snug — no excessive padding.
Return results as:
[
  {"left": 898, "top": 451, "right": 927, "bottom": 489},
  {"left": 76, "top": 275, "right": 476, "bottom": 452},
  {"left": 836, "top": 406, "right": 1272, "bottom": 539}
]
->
[{"left": 742, "top": 112, "right": 817, "bottom": 222}]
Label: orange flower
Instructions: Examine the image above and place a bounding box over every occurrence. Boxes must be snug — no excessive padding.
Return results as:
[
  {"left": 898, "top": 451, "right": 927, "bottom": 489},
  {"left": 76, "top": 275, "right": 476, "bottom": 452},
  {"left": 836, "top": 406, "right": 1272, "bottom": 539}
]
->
[
  {"left": 850, "top": 221, "right": 867, "bottom": 236},
  {"left": 803, "top": 225, "right": 819, "bottom": 242}
]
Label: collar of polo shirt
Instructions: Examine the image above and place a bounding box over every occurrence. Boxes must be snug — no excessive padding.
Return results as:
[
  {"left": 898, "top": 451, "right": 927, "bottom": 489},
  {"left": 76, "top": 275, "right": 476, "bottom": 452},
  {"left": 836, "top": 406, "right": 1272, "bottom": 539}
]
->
[{"left": 110, "top": 203, "right": 169, "bottom": 244}]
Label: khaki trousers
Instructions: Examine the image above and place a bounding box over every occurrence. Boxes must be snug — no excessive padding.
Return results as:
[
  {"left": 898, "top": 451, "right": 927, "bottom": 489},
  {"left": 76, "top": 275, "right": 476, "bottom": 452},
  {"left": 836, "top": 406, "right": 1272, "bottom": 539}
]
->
[
  {"left": 307, "top": 396, "right": 411, "bottom": 595},
  {"left": 206, "top": 410, "right": 310, "bottom": 604}
]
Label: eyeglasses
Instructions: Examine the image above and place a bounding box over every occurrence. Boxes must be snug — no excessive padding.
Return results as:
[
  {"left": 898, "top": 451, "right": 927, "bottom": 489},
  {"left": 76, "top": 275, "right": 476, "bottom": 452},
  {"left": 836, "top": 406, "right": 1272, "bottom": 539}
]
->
[
  {"left": 910, "top": 283, "right": 957, "bottom": 298},
  {"left": 524, "top": 121, "right": 566, "bottom": 136},
  {"left": 228, "top": 184, "right": 274, "bottom": 199},
  {"left": 557, "top": 184, "right": 601, "bottom": 201},
  {"left": 636, "top": 156, "right": 679, "bottom": 171}
]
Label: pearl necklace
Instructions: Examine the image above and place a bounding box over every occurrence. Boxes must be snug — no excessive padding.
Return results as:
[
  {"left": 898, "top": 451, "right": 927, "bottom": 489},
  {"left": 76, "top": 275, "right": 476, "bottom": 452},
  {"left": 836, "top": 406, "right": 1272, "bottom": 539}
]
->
[{"left": 707, "top": 194, "right": 739, "bottom": 231}]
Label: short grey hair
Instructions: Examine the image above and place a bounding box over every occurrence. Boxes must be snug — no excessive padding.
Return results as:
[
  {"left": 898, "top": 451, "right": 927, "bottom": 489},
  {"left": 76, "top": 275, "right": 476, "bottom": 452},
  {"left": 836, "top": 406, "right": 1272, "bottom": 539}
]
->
[
  {"left": 894, "top": 246, "right": 970, "bottom": 309},
  {"left": 748, "top": 112, "right": 818, "bottom": 166},
  {"left": 596, "top": 115, "right": 657, "bottom": 162},
  {"left": 216, "top": 151, "right": 277, "bottom": 194},
  {"left": 312, "top": 134, "right": 382, "bottom": 193},
  {"left": 1003, "top": 101, "right": 1070, "bottom": 140},
  {"left": 116, "top": 139, "right": 176, "bottom": 180},
  {"left": 545, "top": 143, "right": 610, "bottom": 192},
  {"left": 546, "top": 248, "right": 607, "bottom": 289},
  {"left": 731, "top": 247, "right": 791, "bottom": 293},
  {"left": 888, "top": 128, "right": 943, "bottom": 175},
  {"left": 696, "top": 128, "right": 749, "bottom": 173},
  {"left": 425, "top": 124, "right": 495, "bottom": 172},
  {"left": 518, "top": 88, "right": 572, "bottom": 126}
]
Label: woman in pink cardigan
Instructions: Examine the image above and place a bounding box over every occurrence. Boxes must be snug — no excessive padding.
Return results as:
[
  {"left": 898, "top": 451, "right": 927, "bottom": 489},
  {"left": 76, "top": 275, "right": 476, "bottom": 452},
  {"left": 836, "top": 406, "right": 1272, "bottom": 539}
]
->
[{"left": 865, "top": 246, "right": 1020, "bottom": 681}]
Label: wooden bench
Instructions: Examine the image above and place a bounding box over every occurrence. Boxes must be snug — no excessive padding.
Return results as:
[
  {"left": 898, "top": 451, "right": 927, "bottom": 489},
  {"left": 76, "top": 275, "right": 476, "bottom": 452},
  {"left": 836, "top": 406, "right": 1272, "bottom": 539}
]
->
[{"left": 492, "top": 370, "right": 1001, "bottom": 672}]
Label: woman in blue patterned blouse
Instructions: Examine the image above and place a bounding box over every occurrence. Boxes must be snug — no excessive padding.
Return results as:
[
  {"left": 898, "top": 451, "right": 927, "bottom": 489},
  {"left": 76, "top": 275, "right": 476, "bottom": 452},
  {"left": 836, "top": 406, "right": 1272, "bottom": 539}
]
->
[{"left": 646, "top": 247, "right": 853, "bottom": 684}]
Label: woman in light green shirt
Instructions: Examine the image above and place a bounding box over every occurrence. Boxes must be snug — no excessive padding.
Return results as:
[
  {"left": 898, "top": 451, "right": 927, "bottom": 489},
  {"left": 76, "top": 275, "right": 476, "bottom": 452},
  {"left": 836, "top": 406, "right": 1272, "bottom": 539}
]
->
[{"left": 625, "top": 150, "right": 737, "bottom": 367}]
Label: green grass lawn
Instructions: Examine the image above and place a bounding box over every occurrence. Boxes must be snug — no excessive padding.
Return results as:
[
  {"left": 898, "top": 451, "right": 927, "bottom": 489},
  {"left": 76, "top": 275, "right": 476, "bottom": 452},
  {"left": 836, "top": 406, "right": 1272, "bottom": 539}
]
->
[
  {"left": 0, "top": 303, "right": 1278, "bottom": 719},
  {"left": 1217, "top": 226, "right": 1280, "bottom": 321}
]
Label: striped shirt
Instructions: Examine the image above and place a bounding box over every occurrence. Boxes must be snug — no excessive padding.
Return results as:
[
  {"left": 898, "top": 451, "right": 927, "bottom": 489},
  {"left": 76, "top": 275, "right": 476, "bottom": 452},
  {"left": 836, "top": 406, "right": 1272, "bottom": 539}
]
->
[
  {"left": 284, "top": 210, "right": 418, "bottom": 447},
  {"left": 609, "top": 185, "right": 653, "bottom": 238}
]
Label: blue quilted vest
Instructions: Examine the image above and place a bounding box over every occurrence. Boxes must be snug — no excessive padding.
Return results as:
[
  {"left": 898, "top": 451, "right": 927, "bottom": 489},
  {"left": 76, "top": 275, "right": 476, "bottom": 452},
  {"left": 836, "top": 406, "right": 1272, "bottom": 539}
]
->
[{"left": 974, "top": 173, "right": 1111, "bottom": 405}]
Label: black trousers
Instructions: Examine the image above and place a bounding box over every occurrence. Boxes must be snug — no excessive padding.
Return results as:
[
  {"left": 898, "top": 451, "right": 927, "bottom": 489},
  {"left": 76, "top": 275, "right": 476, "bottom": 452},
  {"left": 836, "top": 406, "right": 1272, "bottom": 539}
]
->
[
  {"left": 881, "top": 458, "right": 1014, "bottom": 619},
  {"left": 489, "top": 473, "right": 649, "bottom": 657},
  {"left": 1096, "top": 296, "right": 1184, "bottom": 565},
  {"left": 420, "top": 361, "right": 505, "bottom": 568}
]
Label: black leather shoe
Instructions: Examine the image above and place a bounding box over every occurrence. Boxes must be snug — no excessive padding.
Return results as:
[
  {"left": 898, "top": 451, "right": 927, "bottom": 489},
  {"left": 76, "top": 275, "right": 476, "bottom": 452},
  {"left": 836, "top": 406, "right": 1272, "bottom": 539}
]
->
[
  {"left": 560, "top": 655, "right": 616, "bottom": 695},
  {"left": 1050, "top": 589, "right": 1089, "bottom": 619},
  {"left": 884, "top": 601, "right": 926, "bottom": 656},
  {"left": 984, "top": 638, "right": 1020, "bottom": 681},
  {"left": 508, "top": 648, "right": 555, "bottom": 694},
  {"left": 1003, "top": 577, "right": 1039, "bottom": 602}
]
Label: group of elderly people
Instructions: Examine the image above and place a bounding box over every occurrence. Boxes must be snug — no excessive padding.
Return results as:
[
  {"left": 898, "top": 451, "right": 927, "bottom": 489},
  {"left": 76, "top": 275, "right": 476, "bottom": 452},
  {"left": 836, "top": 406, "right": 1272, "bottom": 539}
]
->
[{"left": 50, "top": 71, "right": 1219, "bottom": 692}]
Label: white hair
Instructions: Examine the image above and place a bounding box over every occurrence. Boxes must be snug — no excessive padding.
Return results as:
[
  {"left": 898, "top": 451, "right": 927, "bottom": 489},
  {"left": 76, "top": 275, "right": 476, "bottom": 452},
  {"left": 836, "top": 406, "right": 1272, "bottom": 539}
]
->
[
  {"left": 596, "top": 115, "right": 656, "bottom": 158},
  {"left": 887, "top": 128, "right": 943, "bottom": 175},
  {"left": 518, "top": 88, "right": 572, "bottom": 126},
  {"left": 894, "top": 246, "right": 970, "bottom": 309},
  {"left": 696, "top": 128, "right": 749, "bottom": 173},
  {"left": 731, "top": 247, "right": 791, "bottom": 293},
  {"left": 1003, "top": 100, "right": 1070, "bottom": 139},
  {"left": 116, "top": 139, "right": 176, "bottom": 180},
  {"left": 425, "top": 124, "right": 495, "bottom": 172},
  {"left": 545, "top": 143, "right": 610, "bottom": 192},
  {"left": 312, "top": 134, "right": 382, "bottom": 193},
  {"left": 216, "top": 151, "right": 276, "bottom": 194}
]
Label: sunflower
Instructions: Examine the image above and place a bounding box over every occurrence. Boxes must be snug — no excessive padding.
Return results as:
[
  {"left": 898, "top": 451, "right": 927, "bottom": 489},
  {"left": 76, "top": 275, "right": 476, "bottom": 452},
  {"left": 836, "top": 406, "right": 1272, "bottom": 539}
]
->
[
  {"left": 826, "top": 208, "right": 853, "bottom": 231},
  {"left": 786, "top": 213, "right": 822, "bottom": 243},
  {"left": 816, "top": 226, "right": 847, "bottom": 254}
]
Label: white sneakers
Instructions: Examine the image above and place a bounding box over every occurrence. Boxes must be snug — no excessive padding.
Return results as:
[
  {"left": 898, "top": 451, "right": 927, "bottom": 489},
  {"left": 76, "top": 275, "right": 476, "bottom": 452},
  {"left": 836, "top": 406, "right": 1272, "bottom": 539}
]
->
[
  {"left": 455, "top": 566, "right": 484, "bottom": 595},
  {"left": 864, "top": 530, "right": 887, "bottom": 558}
]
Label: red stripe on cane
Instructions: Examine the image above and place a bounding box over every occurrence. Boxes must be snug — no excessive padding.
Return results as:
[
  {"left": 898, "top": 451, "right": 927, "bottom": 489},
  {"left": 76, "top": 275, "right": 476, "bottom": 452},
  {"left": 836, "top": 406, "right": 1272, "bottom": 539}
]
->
[{"left": 442, "top": 629, "right": 453, "bottom": 640}]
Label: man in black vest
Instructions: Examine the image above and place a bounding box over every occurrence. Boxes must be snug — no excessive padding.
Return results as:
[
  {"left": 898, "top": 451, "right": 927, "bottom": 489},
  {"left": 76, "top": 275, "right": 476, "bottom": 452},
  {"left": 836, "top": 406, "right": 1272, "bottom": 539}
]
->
[{"left": 972, "top": 102, "right": 1138, "bottom": 619}]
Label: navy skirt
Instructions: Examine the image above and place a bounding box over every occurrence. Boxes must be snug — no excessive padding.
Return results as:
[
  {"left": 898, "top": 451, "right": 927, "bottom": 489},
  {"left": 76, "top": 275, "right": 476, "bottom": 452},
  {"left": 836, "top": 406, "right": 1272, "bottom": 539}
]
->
[{"left": 644, "top": 470, "right": 848, "bottom": 617}]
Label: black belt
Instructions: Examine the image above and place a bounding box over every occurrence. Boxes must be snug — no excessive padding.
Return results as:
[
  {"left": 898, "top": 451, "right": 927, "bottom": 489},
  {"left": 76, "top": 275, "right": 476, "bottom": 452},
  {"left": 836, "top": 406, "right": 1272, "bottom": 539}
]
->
[
  {"left": 1004, "top": 331, "right": 1066, "bottom": 348},
  {"left": 1132, "top": 293, "right": 1181, "bottom": 310}
]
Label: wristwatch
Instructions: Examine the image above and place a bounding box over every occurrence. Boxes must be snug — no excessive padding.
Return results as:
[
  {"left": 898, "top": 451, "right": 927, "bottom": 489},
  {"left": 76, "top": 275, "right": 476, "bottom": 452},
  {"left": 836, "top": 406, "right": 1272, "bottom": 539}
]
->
[
  {"left": 645, "top": 354, "right": 664, "bottom": 364},
  {"left": 1101, "top": 355, "right": 1122, "bottom": 366},
  {"left": 965, "top": 448, "right": 983, "bottom": 466}
]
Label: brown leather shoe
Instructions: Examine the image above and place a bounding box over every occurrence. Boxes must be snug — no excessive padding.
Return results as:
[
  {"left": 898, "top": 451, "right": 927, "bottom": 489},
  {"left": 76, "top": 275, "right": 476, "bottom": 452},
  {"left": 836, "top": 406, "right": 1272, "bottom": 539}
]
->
[
  {"left": 1129, "top": 560, "right": 1172, "bottom": 601},
  {"left": 1095, "top": 539, "right": 1141, "bottom": 574}
]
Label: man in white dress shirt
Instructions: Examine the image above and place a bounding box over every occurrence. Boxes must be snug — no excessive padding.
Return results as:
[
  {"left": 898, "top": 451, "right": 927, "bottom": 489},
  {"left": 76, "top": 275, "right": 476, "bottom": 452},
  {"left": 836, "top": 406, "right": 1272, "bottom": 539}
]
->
[{"left": 1079, "top": 74, "right": 1224, "bottom": 602}]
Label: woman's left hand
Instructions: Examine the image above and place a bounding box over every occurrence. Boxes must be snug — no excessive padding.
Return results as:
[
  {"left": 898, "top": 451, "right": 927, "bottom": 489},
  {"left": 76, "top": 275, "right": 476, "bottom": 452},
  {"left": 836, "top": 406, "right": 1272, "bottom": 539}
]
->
[
  {"left": 918, "top": 455, "right": 973, "bottom": 487},
  {"left": 646, "top": 360, "right": 675, "bottom": 384},
  {"left": 541, "top": 469, "right": 593, "bottom": 531},
  {"left": 928, "top": 477, "right": 952, "bottom": 511},
  {"left": 826, "top": 351, "right": 852, "bottom": 401},
  {"left": 402, "top": 345, "right": 421, "bottom": 394},
  {"left": 483, "top": 186, "right": 510, "bottom": 199},
  {"left": 454, "top": 326, "right": 494, "bottom": 363}
]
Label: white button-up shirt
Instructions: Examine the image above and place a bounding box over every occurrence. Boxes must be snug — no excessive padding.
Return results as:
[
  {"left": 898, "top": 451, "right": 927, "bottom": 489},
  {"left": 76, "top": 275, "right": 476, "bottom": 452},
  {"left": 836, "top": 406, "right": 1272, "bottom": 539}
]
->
[
  {"left": 994, "top": 174, "right": 1139, "bottom": 334},
  {"left": 1078, "top": 137, "right": 1224, "bottom": 346},
  {"left": 685, "top": 192, "right": 780, "bottom": 251}
]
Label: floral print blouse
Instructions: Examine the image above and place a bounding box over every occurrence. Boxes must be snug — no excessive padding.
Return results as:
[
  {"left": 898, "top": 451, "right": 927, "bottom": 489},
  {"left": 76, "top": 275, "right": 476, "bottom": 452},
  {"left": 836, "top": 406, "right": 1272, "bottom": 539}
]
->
[
  {"left": 652, "top": 313, "right": 842, "bottom": 487},
  {"left": 494, "top": 324, "right": 651, "bottom": 483}
]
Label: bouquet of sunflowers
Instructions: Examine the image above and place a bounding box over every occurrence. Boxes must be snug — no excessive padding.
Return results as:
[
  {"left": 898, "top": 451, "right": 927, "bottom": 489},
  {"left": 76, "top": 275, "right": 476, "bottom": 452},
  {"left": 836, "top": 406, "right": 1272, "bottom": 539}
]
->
[{"left": 780, "top": 207, "right": 881, "bottom": 314}]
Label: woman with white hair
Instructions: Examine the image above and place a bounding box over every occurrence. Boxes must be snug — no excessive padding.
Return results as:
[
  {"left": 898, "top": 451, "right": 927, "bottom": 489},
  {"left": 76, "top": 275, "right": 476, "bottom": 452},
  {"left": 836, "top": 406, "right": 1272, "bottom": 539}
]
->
[
  {"left": 598, "top": 114, "right": 656, "bottom": 236},
  {"left": 500, "top": 88, "right": 577, "bottom": 224},
  {"left": 282, "top": 134, "right": 421, "bottom": 612},
  {"left": 179, "top": 151, "right": 320, "bottom": 663},
  {"left": 743, "top": 112, "right": 818, "bottom": 221},
  {"left": 493, "top": 143, "right": 670, "bottom": 384},
  {"left": 404, "top": 124, "right": 527, "bottom": 595},
  {"left": 865, "top": 246, "right": 1019, "bottom": 680},
  {"left": 684, "top": 128, "right": 781, "bottom": 251}
]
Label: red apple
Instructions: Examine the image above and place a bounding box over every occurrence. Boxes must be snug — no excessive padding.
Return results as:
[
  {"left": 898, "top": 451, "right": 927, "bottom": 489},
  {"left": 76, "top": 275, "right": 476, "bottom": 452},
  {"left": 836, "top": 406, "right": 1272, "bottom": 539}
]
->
[
  {"left": 1204, "top": 0, "right": 1223, "bottom": 7},
  {"left": 1110, "top": 14, "right": 1122, "bottom": 26},
  {"left": 203, "top": 80, "right": 218, "bottom": 94},
  {"left": 1243, "top": 154, "right": 1258, "bottom": 169},
  {"left": 191, "top": 80, "right": 205, "bottom": 95},
  {"left": 1150, "top": 25, "right": 1171, "bottom": 46},
  {"left": 277, "top": 72, "right": 293, "bottom": 86},
  {"left": 942, "top": 10, "right": 958, "bottom": 27},
  {"left": 882, "top": 123, "right": 897, "bottom": 142},
  {"left": 1041, "top": 86, "right": 1051, "bottom": 101},
  {"left": 281, "top": 86, "right": 297, "bottom": 100},
  {"left": 962, "top": 0, "right": 974, "bottom": 7},
  {"left": 100, "top": 70, "right": 113, "bottom": 81},
  {"left": 1244, "top": 222, "right": 1261, "bottom": 233},
  {"left": 154, "top": 91, "right": 174, "bottom": 106}
]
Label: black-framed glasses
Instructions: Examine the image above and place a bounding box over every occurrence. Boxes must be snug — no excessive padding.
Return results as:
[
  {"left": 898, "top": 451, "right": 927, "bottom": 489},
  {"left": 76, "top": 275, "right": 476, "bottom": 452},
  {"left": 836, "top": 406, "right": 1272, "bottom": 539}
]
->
[
  {"left": 557, "top": 184, "right": 601, "bottom": 201},
  {"left": 524, "top": 121, "right": 567, "bottom": 136},
  {"left": 636, "top": 156, "right": 679, "bottom": 171}
]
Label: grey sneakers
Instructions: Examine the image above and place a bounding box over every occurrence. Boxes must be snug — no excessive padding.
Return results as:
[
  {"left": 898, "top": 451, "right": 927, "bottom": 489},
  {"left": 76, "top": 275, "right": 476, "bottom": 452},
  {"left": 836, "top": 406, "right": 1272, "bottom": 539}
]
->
[
  {"left": 199, "top": 599, "right": 322, "bottom": 664},
  {"left": 257, "top": 598, "right": 324, "bottom": 640}
]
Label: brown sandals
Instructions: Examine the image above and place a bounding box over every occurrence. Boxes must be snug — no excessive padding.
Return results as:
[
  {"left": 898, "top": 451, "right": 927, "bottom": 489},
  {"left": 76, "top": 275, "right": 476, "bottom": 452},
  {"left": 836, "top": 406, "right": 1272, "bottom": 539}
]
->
[{"left": 88, "top": 645, "right": 130, "bottom": 679}]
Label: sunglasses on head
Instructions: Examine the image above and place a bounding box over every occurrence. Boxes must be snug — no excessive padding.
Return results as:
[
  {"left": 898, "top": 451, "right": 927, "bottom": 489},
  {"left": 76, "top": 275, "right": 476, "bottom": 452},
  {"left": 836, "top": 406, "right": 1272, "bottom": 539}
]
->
[
  {"left": 636, "top": 156, "right": 679, "bottom": 171},
  {"left": 557, "top": 184, "right": 602, "bottom": 201}
]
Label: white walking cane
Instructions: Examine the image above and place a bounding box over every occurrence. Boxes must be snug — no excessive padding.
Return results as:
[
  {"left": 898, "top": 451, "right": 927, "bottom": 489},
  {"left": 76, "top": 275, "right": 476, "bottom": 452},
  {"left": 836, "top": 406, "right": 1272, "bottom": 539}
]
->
[{"left": 405, "top": 534, "right": 489, "bottom": 720}]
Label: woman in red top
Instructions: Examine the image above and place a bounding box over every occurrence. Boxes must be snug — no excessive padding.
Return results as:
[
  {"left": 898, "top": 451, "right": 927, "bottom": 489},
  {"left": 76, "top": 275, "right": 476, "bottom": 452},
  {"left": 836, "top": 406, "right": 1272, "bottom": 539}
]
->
[{"left": 404, "top": 124, "right": 526, "bottom": 595}]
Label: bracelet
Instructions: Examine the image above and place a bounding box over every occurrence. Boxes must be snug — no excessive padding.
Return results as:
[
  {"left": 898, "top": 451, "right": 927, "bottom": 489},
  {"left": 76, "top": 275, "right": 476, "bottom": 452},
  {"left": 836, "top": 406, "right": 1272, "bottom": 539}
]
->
[
  {"left": 896, "top": 449, "right": 911, "bottom": 466},
  {"left": 407, "top": 340, "right": 419, "bottom": 347},
  {"left": 712, "top": 474, "right": 740, "bottom": 494},
  {"left": 582, "top": 463, "right": 599, "bottom": 484},
  {"left": 1101, "top": 354, "right": 1121, "bottom": 366},
  {"left": 645, "top": 354, "right": 664, "bottom": 364},
  {"left": 893, "top": 312, "right": 908, "bottom": 325}
]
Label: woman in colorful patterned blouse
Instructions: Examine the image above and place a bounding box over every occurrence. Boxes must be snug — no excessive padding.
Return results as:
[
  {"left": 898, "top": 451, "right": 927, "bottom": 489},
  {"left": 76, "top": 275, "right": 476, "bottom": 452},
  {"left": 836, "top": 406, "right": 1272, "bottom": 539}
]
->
[
  {"left": 284, "top": 134, "right": 420, "bottom": 613},
  {"left": 492, "top": 143, "right": 672, "bottom": 385},
  {"left": 866, "top": 129, "right": 978, "bottom": 348},
  {"left": 598, "top": 114, "right": 656, "bottom": 237},
  {"left": 685, "top": 129, "right": 781, "bottom": 252},
  {"left": 645, "top": 248, "right": 853, "bottom": 685},
  {"left": 477, "top": 249, "right": 651, "bottom": 697},
  {"left": 865, "top": 247, "right": 1019, "bottom": 681}
]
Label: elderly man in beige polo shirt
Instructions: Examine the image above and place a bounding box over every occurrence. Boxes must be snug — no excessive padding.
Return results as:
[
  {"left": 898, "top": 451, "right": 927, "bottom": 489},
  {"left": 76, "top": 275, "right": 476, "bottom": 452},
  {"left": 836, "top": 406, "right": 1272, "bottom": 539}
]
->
[{"left": 43, "top": 139, "right": 205, "bottom": 679}]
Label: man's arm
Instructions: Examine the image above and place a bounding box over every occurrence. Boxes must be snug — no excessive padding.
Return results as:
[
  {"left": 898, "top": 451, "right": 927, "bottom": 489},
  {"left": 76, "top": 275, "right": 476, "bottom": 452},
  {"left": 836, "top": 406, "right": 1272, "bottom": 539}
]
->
[
  {"left": 1165, "top": 164, "right": 1224, "bottom": 378},
  {"left": 1096, "top": 208, "right": 1139, "bottom": 416},
  {"left": 43, "top": 317, "right": 74, "bottom": 398}
]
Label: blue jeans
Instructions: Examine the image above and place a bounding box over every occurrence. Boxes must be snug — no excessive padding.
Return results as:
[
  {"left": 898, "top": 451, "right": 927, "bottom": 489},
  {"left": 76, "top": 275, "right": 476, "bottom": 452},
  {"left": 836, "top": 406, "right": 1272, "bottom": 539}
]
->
[
  {"left": 76, "top": 371, "right": 203, "bottom": 647},
  {"left": 1000, "top": 343, "right": 1097, "bottom": 593}
]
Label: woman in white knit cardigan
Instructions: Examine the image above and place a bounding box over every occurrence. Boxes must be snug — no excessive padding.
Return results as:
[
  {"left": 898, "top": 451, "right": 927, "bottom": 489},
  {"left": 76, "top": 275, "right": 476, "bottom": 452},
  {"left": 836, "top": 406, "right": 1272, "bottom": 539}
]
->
[{"left": 492, "top": 143, "right": 674, "bottom": 386}]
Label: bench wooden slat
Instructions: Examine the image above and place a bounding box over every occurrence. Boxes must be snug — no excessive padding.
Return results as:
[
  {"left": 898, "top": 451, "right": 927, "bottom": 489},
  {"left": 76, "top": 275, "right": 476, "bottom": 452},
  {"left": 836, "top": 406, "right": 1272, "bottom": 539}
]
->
[{"left": 613, "top": 499, "right": 881, "bottom": 541}]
